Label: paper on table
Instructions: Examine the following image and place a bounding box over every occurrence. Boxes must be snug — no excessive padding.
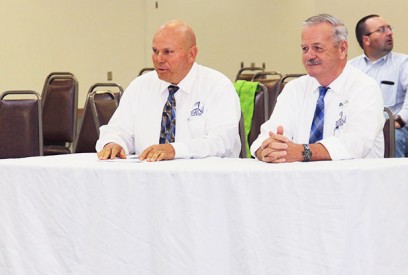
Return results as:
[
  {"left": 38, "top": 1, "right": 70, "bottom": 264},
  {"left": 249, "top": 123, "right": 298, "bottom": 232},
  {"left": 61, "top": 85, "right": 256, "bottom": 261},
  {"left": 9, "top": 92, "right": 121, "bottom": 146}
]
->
[{"left": 100, "top": 155, "right": 144, "bottom": 163}]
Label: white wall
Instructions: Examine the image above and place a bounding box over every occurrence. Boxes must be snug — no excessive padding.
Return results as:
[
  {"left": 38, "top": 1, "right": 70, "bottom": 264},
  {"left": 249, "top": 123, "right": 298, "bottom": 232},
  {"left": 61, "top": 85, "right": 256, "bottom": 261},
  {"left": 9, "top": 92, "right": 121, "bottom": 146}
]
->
[
  {"left": 0, "top": 0, "right": 145, "bottom": 106},
  {"left": 1, "top": 1, "right": 407, "bottom": 106}
]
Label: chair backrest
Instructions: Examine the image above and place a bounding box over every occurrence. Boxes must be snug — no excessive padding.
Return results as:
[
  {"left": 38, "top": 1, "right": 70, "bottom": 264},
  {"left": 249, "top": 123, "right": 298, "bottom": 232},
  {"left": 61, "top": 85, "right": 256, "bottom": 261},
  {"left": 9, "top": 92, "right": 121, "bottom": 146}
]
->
[
  {"left": 235, "top": 66, "right": 265, "bottom": 81},
  {"left": 247, "top": 83, "right": 268, "bottom": 149},
  {"left": 138, "top": 67, "right": 155, "bottom": 75},
  {"left": 276, "top": 73, "right": 306, "bottom": 96},
  {"left": 41, "top": 72, "right": 78, "bottom": 155},
  {"left": 74, "top": 83, "right": 122, "bottom": 153},
  {"left": 252, "top": 71, "right": 282, "bottom": 118},
  {"left": 239, "top": 111, "right": 247, "bottom": 158},
  {"left": 383, "top": 107, "right": 395, "bottom": 158},
  {"left": 90, "top": 91, "right": 119, "bottom": 134},
  {"left": 0, "top": 90, "right": 43, "bottom": 158}
]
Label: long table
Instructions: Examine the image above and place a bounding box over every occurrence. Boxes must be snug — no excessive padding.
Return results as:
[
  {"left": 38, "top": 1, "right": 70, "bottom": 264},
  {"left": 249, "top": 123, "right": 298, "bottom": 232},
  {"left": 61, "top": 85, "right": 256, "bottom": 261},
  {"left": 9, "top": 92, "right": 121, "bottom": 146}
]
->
[{"left": 1, "top": 153, "right": 407, "bottom": 275}]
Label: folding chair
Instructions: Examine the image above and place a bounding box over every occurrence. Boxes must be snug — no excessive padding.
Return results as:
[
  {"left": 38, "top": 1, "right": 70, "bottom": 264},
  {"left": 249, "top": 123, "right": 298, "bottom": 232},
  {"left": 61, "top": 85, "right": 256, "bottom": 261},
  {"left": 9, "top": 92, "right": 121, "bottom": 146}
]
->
[
  {"left": 235, "top": 62, "right": 266, "bottom": 81},
  {"left": 276, "top": 73, "right": 305, "bottom": 96},
  {"left": 0, "top": 90, "right": 43, "bottom": 158},
  {"left": 252, "top": 71, "right": 282, "bottom": 117},
  {"left": 74, "top": 83, "right": 122, "bottom": 153},
  {"left": 41, "top": 72, "right": 78, "bottom": 155},
  {"left": 383, "top": 107, "right": 395, "bottom": 158}
]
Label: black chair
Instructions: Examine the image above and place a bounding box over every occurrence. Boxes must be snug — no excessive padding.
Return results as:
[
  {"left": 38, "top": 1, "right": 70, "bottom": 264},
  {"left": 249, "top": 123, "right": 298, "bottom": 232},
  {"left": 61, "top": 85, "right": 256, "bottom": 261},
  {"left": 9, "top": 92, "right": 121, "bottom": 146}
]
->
[
  {"left": 0, "top": 90, "right": 43, "bottom": 158},
  {"left": 276, "top": 73, "right": 305, "bottom": 96},
  {"left": 247, "top": 83, "right": 269, "bottom": 150},
  {"left": 235, "top": 62, "right": 266, "bottom": 81},
  {"left": 252, "top": 71, "right": 282, "bottom": 117},
  {"left": 41, "top": 72, "right": 78, "bottom": 155},
  {"left": 74, "top": 83, "right": 122, "bottom": 153},
  {"left": 383, "top": 107, "right": 395, "bottom": 158}
]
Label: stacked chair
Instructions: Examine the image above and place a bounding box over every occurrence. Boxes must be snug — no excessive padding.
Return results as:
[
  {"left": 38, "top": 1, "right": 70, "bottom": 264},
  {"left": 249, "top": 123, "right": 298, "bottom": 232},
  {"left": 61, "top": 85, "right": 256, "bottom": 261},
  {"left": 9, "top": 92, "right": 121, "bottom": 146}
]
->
[
  {"left": 235, "top": 81, "right": 268, "bottom": 158},
  {"left": 74, "top": 83, "right": 123, "bottom": 153},
  {"left": 275, "top": 73, "right": 305, "bottom": 96},
  {"left": 41, "top": 72, "right": 78, "bottom": 155},
  {"left": 235, "top": 69, "right": 305, "bottom": 158},
  {"left": 235, "top": 62, "right": 266, "bottom": 81},
  {"left": 251, "top": 71, "right": 282, "bottom": 118}
]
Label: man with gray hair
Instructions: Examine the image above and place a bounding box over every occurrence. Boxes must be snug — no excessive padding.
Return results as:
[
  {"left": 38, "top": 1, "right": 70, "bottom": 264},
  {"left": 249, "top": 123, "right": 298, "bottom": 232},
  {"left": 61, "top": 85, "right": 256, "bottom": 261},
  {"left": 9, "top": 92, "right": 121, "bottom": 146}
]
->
[{"left": 251, "top": 14, "right": 385, "bottom": 163}]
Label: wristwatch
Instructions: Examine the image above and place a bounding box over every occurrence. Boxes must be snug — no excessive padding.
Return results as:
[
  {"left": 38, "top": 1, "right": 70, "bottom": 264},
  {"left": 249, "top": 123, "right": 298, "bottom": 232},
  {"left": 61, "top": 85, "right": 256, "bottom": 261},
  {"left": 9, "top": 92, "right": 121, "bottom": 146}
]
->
[{"left": 302, "top": 144, "right": 312, "bottom": 162}]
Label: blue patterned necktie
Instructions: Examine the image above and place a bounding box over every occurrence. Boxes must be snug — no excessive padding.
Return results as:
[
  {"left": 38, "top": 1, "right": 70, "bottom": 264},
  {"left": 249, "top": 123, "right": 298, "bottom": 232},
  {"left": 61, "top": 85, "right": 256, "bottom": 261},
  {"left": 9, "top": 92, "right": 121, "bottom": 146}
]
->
[
  {"left": 159, "top": 85, "right": 179, "bottom": 144},
  {"left": 309, "top": 86, "right": 329, "bottom": 144}
]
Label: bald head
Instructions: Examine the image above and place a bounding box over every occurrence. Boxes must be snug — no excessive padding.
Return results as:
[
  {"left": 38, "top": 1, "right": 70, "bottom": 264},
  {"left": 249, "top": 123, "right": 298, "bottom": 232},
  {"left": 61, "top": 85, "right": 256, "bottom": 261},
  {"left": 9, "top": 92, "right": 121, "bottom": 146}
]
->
[
  {"left": 152, "top": 20, "right": 198, "bottom": 84},
  {"left": 155, "top": 20, "right": 196, "bottom": 50}
]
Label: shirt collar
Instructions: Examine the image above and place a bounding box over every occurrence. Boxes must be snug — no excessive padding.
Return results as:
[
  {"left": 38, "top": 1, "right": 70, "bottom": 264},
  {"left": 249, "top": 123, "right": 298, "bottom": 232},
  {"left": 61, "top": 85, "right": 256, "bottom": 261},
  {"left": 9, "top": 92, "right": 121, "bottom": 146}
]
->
[
  {"left": 159, "top": 62, "right": 198, "bottom": 94},
  {"left": 363, "top": 52, "right": 391, "bottom": 65},
  {"left": 311, "top": 63, "right": 352, "bottom": 96}
]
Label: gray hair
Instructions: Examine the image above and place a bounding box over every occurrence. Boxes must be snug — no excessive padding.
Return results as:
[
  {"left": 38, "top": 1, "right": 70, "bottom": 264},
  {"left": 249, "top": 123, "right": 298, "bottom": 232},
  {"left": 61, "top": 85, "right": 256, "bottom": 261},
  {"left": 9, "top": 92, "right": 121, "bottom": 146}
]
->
[{"left": 303, "top": 14, "right": 348, "bottom": 46}]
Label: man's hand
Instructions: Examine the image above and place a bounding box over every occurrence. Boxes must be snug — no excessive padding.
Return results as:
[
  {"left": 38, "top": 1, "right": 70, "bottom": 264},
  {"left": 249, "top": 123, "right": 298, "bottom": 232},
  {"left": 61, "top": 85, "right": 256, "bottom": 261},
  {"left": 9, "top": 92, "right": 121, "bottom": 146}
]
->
[
  {"left": 97, "top": 143, "right": 126, "bottom": 160},
  {"left": 139, "top": 144, "right": 175, "bottom": 162},
  {"left": 256, "top": 125, "right": 288, "bottom": 163}
]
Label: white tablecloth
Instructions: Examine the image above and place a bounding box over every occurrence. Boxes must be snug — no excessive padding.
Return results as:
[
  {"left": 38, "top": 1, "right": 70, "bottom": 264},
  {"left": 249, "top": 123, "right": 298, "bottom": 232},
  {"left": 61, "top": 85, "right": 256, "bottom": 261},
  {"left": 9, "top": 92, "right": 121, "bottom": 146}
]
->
[{"left": 0, "top": 154, "right": 407, "bottom": 275}]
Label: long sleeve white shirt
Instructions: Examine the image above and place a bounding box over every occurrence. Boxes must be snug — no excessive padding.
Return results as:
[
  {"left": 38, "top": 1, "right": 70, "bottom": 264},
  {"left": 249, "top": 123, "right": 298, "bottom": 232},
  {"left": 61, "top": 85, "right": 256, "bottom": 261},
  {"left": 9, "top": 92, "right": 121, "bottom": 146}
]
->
[
  {"left": 349, "top": 52, "right": 408, "bottom": 122},
  {"left": 96, "top": 63, "right": 242, "bottom": 158},
  {"left": 250, "top": 64, "right": 385, "bottom": 160}
]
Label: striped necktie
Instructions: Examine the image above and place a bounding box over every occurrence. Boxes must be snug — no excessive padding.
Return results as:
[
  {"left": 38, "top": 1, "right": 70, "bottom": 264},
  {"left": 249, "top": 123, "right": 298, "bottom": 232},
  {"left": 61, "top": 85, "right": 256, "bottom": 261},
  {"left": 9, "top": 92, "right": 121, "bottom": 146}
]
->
[
  {"left": 159, "top": 85, "right": 179, "bottom": 144},
  {"left": 309, "top": 86, "right": 329, "bottom": 144}
]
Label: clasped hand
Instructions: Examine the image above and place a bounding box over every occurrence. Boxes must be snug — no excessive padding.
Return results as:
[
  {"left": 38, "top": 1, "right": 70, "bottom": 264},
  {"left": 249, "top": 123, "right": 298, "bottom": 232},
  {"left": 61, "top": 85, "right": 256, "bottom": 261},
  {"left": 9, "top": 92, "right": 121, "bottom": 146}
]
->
[{"left": 257, "top": 125, "right": 291, "bottom": 163}]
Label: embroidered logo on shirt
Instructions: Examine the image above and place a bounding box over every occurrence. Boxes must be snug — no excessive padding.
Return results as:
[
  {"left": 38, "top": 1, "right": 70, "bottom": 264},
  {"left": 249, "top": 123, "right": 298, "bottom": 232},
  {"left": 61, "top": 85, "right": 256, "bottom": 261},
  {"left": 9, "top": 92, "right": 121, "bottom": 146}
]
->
[
  {"left": 190, "top": 101, "right": 204, "bottom": 116},
  {"left": 335, "top": 111, "right": 347, "bottom": 129},
  {"left": 334, "top": 100, "right": 348, "bottom": 135}
]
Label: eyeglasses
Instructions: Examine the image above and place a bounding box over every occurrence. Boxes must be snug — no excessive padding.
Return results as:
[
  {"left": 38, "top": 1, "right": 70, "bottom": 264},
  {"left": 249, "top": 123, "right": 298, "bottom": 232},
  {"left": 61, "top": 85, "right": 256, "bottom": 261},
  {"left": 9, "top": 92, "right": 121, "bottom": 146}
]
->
[{"left": 365, "top": 25, "right": 393, "bottom": 36}]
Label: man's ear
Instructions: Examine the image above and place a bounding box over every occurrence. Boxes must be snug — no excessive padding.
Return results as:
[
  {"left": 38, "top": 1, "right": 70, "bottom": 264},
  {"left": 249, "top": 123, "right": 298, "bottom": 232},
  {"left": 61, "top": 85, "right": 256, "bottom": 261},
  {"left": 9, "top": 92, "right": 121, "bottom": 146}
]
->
[
  {"left": 189, "top": 46, "right": 198, "bottom": 61},
  {"left": 339, "top": 40, "right": 348, "bottom": 59},
  {"left": 362, "top": 35, "right": 370, "bottom": 47}
]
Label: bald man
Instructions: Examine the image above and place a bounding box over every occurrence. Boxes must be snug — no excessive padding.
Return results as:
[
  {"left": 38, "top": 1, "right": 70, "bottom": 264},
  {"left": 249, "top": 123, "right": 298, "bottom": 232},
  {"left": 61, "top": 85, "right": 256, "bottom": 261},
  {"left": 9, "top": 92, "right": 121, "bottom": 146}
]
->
[{"left": 96, "top": 20, "right": 241, "bottom": 161}]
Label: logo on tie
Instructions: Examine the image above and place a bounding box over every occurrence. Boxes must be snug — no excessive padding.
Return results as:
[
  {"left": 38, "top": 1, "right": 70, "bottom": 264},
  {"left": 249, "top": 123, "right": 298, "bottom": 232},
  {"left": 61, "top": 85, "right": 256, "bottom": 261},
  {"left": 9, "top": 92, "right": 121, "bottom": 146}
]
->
[
  {"left": 159, "top": 85, "right": 179, "bottom": 144},
  {"left": 309, "top": 86, "right": 329, "bottom": 144}
]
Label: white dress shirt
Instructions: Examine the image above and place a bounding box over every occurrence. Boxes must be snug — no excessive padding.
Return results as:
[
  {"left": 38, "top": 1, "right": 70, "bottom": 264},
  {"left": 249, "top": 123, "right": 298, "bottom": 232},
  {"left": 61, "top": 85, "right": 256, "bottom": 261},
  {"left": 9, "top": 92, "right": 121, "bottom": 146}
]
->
[
  {"left": 96, "top": 62, "right": 241, "bottom": 158},
  {"left": 250, "top": 64, "right": 385, "bottom": 160},
  {"left": 349, "top": 52, "right": 408, "bottom": 122}
]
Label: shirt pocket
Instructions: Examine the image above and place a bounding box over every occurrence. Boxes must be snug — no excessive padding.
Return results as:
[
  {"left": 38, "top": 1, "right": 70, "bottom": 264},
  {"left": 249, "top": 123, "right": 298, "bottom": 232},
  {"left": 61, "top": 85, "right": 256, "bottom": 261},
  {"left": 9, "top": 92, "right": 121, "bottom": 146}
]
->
[
  {"left": 187, "top": 116, "right": 205, "bottom": 138},
  {"left": 380, "top": 82, "right": 396, "bottom": 106}
]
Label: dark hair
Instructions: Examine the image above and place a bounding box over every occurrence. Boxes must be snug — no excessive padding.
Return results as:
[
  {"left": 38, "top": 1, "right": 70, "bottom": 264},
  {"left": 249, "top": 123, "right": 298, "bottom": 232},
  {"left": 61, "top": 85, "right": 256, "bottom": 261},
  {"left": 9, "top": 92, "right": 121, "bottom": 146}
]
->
[{"left": 355, "top": 14, "right": 379, "bottom": 49}]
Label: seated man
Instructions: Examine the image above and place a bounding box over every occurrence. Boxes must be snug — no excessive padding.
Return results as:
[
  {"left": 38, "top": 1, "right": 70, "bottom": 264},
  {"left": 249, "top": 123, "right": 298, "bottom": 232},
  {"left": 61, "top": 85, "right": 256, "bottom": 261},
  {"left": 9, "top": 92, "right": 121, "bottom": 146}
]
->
[
  {"left": 96, "top": 20, "right": 241, "bottom": 161},
  {"left": 250, "top": 14, "right": 385, "bottom": 163},
  {"left": 349, "top": 14, "right": 408, "bottom": 157}
]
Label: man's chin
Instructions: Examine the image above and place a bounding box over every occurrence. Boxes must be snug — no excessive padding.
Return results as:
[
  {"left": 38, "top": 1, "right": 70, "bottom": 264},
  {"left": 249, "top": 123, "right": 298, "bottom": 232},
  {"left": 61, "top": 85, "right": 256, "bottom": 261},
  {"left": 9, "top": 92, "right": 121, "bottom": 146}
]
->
[{"left": 157, "top": 72, "right": 170, "bottom": 82}]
